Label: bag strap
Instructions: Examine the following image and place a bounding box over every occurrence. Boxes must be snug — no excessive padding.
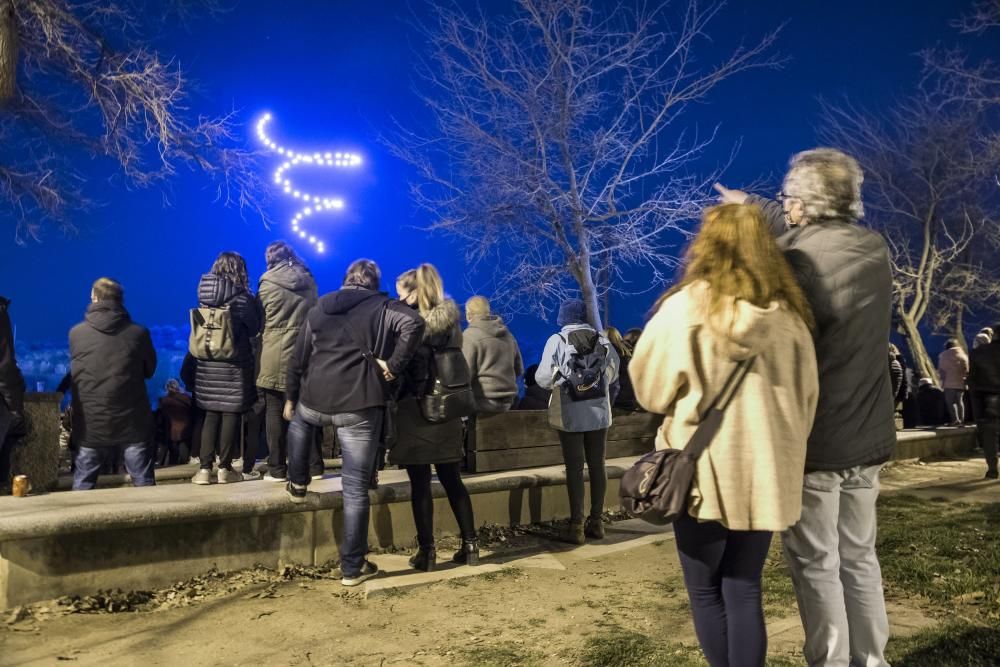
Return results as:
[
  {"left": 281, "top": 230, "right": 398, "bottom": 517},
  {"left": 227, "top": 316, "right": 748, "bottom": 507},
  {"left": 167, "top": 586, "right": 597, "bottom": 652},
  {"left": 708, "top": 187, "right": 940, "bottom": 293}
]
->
[
  {"left": 680, "top": 356, "right": 756, "bottom": 461},
  {"left": 337, "top": 300, "right": 388, "bottom": 380}
]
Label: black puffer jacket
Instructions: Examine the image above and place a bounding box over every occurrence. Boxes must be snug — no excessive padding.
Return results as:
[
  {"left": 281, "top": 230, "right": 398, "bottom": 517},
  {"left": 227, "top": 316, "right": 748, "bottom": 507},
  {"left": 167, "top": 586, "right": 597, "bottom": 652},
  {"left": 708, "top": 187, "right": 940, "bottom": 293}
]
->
[
  {"left": 390, "top": 300, "right": 466, "bottom": 466},
  {"left": 192, "top": 274, "right": 261, "bottom": 413},
  {"left": 970, "top": 339, "right": 1000, "bottom": 421},
  {"left": 0, "top": 297, "right": 25, "bottom": 415},
  {"left": 69, "top": 302, "right": 156, "bottom": 447},
  {"left": 751, "top": 194, "right": 896, "bottom": 471}
]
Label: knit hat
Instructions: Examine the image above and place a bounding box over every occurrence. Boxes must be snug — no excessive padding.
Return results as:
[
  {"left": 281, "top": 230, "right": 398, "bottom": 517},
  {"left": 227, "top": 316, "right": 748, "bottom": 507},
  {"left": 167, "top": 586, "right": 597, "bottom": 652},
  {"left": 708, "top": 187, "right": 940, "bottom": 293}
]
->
[
  {"left": 465, "top": 295, "right": 491, "bottom": 322},
  {"left": 557, "top": 299, "right": 587, "bottom": 326}
]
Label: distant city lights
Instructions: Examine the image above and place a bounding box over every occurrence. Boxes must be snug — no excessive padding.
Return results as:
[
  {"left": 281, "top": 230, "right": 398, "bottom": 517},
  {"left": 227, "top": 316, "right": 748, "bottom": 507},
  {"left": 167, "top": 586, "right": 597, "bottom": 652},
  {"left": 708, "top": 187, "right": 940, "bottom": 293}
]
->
[{"left": 255, "top": 112, "right": 362, "bottom": 254}]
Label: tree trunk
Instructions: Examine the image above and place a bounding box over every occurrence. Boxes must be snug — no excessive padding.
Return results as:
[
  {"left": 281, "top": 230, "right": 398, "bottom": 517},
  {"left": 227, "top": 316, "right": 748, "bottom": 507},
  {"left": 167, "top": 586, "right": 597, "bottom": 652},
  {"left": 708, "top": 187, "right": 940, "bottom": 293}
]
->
[
  {"left": 899, "top": 311, "right": 937, "bottom": 384},
  {"left": 0, "top": 0, "right": 17, "bottom": 102},
  {"left": 953, "top": 307, "right": 968, "bottom": 352}
]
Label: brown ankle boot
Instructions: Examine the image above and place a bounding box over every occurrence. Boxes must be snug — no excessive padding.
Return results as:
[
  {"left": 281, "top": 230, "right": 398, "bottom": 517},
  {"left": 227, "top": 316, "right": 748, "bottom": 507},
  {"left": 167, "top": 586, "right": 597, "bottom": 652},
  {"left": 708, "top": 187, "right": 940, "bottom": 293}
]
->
[
  {"left": 556, "top": 521, "right": 585, "bottom": 545},
  {"left": 584, "top": 516, "right": 605, "bottom": 540}
]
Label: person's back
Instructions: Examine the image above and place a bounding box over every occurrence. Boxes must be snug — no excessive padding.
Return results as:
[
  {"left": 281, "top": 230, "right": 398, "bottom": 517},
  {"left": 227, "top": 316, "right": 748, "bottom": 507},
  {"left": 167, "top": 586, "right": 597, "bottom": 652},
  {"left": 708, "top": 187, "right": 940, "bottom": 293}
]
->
[
  {"left": 158, "top": 390, "right": 193, "bottom": 443},
  {"left": 257, "top": 259, "right": 318, "bottom": 391},
  {"left": 516, "top": 364, "right": 551, "bottom": 410},
  {"left": 462, "top": 297, "right": 523, "bottom": 413},
  {"left": 938, "top": 345, "right": 969, "bottom": 390},
  {"left": 778, "top": 221, "right": 895, "bottom": 468},
  {"left": 969, "top": 332, "right": 1000, "bottom": 478},
  {"left": 69, "top": 278, "right": 157, "bottom": 490},
  {"left": 916, "top": 381, "right": 949, "bottom": 427},
  {"left": 70, "top": 302, "right": 155, "bottom": 448},
  {"left": 0, "top": 296, "right": 25, "bottom": 489}
]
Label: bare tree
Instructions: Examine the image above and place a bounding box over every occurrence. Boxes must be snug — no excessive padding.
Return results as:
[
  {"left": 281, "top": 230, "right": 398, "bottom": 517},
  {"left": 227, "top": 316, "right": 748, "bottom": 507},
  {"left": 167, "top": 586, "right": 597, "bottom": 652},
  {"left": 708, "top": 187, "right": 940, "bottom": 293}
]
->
[
  {"left": 387, "top": 0, "right": 781, "bottom": 328},
  {"left": 821, "top": 90, "right": 1000, "bottom": 381},
  {"left": 0, "top": 0, "right": 268, "bottom": 243}
]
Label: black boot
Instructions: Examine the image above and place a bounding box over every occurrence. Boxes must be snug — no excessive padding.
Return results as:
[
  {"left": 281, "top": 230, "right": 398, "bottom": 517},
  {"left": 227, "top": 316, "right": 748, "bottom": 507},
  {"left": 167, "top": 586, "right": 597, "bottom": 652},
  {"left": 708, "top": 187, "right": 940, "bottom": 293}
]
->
[
  {"left": 452, "top": 539, "right": 480, "bottom": 566},
  {"left": 409, "top": 546, "right": 436, "bottom": 572}
]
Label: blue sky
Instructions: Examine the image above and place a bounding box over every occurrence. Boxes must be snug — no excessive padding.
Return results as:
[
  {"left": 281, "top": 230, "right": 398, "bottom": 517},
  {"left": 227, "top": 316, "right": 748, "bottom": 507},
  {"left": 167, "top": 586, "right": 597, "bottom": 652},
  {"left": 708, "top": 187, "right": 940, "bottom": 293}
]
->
[{"left": 0, "top": 0, "right": 982, "bottom": 347}]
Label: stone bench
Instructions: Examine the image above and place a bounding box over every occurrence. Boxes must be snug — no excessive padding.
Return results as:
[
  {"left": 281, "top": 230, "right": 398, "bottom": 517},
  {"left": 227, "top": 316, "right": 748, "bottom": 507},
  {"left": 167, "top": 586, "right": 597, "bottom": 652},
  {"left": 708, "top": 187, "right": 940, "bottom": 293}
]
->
[{"left": 0, "top": 426, "right": 979, "bottom": 608}]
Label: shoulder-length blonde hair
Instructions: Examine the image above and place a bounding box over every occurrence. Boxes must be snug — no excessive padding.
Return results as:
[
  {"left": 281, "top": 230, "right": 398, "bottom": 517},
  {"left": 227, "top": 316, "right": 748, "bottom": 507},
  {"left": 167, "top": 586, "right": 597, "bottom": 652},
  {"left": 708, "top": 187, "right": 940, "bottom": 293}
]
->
[
  {"left": 396, "top": 263, "right": 445, "bottom": 317},
  {"left": 656, "top": 204, "right": 815, "bottom": 332}
]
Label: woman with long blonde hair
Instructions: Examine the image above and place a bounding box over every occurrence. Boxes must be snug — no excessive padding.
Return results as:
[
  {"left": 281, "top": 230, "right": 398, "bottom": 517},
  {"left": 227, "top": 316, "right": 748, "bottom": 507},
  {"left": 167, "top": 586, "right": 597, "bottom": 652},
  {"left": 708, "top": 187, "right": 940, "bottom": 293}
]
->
[
  {"left": 392, "top": 264, "right": 479, "bottom": 570},
  {"left": 631, "top": 204, "right": 819, "bottom": 667}
]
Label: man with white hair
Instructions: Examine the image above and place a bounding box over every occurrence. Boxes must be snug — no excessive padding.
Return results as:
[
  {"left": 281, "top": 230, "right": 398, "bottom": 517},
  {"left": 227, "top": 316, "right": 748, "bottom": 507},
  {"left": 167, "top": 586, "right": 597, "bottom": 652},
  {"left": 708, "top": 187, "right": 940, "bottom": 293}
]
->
[{"left": 716, "top": 148, "right": 894, "bottom": 667}]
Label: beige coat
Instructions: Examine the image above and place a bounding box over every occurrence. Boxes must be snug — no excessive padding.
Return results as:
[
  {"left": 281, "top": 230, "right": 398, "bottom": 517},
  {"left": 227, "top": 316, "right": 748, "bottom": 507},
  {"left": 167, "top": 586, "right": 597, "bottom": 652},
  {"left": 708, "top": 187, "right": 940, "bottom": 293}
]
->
[{"left": 631, "top": 282, "right": 819, "bottom": 531}]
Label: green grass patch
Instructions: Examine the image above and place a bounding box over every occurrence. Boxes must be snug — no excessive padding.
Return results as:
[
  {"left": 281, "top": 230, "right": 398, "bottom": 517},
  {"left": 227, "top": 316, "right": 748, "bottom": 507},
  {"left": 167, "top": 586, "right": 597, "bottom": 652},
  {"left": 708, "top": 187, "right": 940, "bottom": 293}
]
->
[
  {"left": 456, "top": 643, "right": 542, "bottom": 667},
  {"left": 478, "top": 566, "right": 523, "bottom": 583},
  {"left": 877, "top": 496, "right": 1000, "bottom": 620},
  {"left": 579, "top": 628, "right": 706, "bottom": 667},
  {"left": 762, "top": 543, "right": 799, "bottom": 619},
  {"left": 886, "top": 620, "right": 1000, "bottom": 666}
]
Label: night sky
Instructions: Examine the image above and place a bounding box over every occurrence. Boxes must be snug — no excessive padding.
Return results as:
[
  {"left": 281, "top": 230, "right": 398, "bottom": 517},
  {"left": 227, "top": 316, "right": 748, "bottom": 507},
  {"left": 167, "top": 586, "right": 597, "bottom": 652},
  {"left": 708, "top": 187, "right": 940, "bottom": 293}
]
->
[{"left": 0, "top": 0, "right": 981, "bottom": 347}]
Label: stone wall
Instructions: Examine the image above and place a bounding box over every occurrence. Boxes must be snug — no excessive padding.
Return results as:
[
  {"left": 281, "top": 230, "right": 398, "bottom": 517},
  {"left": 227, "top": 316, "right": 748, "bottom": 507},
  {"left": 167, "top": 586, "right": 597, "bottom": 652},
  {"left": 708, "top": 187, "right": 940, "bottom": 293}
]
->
[{"left": 7, "top": 393, "right": 61, "bottom": 493}]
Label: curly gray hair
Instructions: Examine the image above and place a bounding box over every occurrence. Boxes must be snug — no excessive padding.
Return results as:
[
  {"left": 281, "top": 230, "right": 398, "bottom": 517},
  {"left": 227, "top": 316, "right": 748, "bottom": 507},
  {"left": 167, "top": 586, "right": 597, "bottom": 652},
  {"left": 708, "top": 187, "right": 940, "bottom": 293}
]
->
[{"left": 782, "top": 148, "right": 864, "bottom": 223}]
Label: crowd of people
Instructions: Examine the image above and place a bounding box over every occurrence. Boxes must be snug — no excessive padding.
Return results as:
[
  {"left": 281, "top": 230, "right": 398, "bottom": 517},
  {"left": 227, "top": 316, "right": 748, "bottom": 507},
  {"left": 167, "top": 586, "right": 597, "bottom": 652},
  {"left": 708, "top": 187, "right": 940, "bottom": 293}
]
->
[{"left": 1, "top": 146, "right": 999, "bottom": 666}]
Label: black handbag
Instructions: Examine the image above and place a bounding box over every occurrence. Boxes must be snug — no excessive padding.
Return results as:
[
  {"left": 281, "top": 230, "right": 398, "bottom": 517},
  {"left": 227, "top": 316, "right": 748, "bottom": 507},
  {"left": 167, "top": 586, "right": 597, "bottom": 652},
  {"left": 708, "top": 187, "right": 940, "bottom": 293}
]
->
[{"left": 620, "top": 356, "right": 755, "bottom": 525}]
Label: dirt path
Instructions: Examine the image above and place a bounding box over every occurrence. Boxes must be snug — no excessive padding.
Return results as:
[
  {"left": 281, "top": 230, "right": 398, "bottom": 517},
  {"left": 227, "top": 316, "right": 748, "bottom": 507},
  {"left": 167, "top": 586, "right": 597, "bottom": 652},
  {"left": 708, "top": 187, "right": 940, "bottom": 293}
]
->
[{"left": 1, "top": 457, "right": 994, "bottom": 667}]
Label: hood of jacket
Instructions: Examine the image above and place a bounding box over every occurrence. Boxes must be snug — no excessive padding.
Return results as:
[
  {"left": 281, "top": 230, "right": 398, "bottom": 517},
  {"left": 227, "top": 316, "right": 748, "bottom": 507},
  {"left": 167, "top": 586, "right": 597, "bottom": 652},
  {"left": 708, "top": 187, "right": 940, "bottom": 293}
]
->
[
  {"left": 261, "top": 262, "right": 314, "bottom": 293},
  {"left": 319, "top": 287, "right": 384, "bottom": 315},
  {"left": 423, "top": 299, "right": 461, "bottom": 340},
  {"left": 693, "top": 282, "right": 782, "bottom": 361},
  {"left": 85, "top": 301, "right": 132, "bottom": 334},
  {"left": 198, "top": 273, "right": 244, "bottom": 308},
  {"left": 468, "top": 316, "right": 511, "bottom": 339}
]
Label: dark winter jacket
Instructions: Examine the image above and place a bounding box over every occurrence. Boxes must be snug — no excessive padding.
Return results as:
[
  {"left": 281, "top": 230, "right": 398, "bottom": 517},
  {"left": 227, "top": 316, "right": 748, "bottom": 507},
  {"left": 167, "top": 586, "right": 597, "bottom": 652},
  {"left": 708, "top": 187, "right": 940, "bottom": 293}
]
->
[
  {"left": 462, "top": 316, "right": 524, "bottom": 412},
  {"left": 158, "top": 391, "right": 193, "bottom": 442},
  {"left": 916, "top": 384, "right": 949, "bottom": 427},
  {"left": 614, "top": 356, "right": 640, "bottom": 410},
  {"left": 68, "top": 302, "right": 157, "bottom": 448},
  {"left": 256, "top": 262, "right": 318, "bottom": 392},
  {"left": 516, "top": 384, "right": 552, "bottom": 411},
  {"left": 889, "top": 357, "right": 904, "bottom": 403},
  {"left": 191, "top": 274, "right": 261, "bottom": 413},
  {"left": 286, "top": 287, "right": 424, "bottom": 415},
  {"left": 751, "top": 194, "right": 896, "bottom": 471},
  {"left": 390, "top": 300, "right": 466, "bottom": 466},
  {"left": 970, "top": 340, "right": 1000, "bottom": 421},
  {"left": 0, "top": 297, "right": 25, "bottom": 415}
]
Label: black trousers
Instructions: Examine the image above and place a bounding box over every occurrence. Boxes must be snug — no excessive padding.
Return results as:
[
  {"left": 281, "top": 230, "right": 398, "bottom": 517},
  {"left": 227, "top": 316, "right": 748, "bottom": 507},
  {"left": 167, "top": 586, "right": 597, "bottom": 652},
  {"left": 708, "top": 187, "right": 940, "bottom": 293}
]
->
[
  {"left": 199, "top": 411, "right": 240, "bottom": 470},
  {"left": 263, "top": 389, "right": 323, "bottom": 477},
  {"left": 405, "top": 462, "right": 476, "bottom": 548},
  {"left": 558, "top": 428, "right": 608, "bottom": 523}
]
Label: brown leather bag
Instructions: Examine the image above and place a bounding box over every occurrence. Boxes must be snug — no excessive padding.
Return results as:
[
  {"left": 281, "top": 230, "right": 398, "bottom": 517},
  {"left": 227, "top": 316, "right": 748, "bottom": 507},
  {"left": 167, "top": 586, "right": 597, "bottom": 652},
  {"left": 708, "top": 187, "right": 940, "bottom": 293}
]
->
[{"left": 620, "top": 357, "right": 755, "bottom": 525}]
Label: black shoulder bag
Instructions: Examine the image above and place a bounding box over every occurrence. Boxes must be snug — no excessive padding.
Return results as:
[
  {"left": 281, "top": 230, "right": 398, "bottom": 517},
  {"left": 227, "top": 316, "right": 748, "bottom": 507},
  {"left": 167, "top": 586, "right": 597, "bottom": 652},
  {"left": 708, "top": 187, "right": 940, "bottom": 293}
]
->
[{"left": 620, "top": 356, "right": 755, "bottom": 525}]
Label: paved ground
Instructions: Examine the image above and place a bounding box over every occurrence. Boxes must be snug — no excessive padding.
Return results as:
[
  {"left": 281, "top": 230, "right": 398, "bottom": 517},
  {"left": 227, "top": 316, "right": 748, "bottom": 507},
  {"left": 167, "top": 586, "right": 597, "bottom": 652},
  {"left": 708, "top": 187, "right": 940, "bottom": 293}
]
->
[{"left": 1, "top": 456, "right": 996, "bottom": 666}]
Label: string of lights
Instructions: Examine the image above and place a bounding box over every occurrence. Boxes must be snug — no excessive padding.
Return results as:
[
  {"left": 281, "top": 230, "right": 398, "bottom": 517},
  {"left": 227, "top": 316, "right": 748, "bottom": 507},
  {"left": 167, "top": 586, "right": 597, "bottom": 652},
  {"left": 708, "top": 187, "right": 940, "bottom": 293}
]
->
[{"left": 255, "top": 112, "right": 363, "bottom": 254}]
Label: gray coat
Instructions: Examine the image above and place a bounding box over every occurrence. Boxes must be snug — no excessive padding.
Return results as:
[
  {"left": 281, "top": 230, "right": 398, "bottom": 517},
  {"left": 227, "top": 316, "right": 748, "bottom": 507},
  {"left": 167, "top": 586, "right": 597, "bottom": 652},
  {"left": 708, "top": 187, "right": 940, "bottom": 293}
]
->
[
  {"left": 256, "top": 262, "right": 318, "bottom": 392},
  {"left": 535, "top": 324, "right": 620, "bottom": 433},
  {"left": 462, "top": 316, "right": 524, "bottom": 412},
  {"left": 751, "top": 195, "right": 896, "bottom": 471}
]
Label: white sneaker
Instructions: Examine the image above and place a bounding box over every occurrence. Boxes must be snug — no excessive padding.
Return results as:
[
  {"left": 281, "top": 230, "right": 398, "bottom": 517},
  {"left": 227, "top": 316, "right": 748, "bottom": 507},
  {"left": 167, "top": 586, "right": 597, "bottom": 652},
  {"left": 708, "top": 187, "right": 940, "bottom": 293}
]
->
[
  {"left": 263, "top": 473, "right": 287, "bottom": 483},
  {"left": 191, "top": 468, "right": 214, "bottom": 485},
  {"left": 217, "top": 468, "right": 243, "bottom": 484},
  {"left": 311, "top": 473, "right": 325, "bottom": 481},
  {"left": 341, "top": 561, "right": 379, "bottom": 587}
]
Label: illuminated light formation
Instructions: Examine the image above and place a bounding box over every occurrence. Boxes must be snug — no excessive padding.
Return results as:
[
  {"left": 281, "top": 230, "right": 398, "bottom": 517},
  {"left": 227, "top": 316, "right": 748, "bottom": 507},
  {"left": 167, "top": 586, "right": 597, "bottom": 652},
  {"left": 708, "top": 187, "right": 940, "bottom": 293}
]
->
[{"left": 255, "top": 112, "right": 362, "bottom": 253}]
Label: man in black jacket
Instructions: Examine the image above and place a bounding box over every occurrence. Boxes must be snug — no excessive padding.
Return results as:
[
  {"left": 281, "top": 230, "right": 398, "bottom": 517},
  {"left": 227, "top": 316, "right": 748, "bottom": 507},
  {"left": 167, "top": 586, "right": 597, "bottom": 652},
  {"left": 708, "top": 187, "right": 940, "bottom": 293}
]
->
[
  {"left": 0, "top": 296, "right": 26, "bottom": 490},
  {"left": 284, "top": 259, "right": 424, "bottom": 586},
  {"left": 69, "top": 278, "right": 157, "bottom": 490},
  {"left": 969, "top": 325, "right": 1000, "bottom": 480},
  {"left": 716, "top": 149, "right": 894, "bottom": 667}
]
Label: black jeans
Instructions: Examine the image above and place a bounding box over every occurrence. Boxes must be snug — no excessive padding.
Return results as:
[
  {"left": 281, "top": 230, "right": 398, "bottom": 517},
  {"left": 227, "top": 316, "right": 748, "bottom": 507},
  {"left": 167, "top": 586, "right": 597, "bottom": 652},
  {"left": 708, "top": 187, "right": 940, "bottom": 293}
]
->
[
  {"left": 978, "top": 421, "right": 999, "bottom": 473},
  {"left": 199, "top": 411, "right": 240, "bottom": 470},
  {"left": 557, "top": 429, "right": 608, "bottom": 523},
  {"left": 264, "top": 389, "right": 323, "bottom": 477},
  {"left": 405, "top": 462, "right": 476, "bottom": 548},
  {"left": 673, "top": 512, "right": 773, "bottom": 667}
]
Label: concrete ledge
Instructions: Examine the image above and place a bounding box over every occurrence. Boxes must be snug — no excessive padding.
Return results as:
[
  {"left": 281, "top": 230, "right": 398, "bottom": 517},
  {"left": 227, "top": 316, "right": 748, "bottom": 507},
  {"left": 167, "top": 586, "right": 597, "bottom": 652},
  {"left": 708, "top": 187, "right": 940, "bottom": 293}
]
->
[{"left": 0, "top": 427, "right": 978, "bottom": 608}]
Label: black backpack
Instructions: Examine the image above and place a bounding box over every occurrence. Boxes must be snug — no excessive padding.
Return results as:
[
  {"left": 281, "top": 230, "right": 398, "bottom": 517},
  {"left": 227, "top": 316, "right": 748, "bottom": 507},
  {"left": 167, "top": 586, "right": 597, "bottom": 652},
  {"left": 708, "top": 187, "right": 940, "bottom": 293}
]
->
[
  {"left": 558, "top": 329, "right": 608, "bottom": 402},
  {"left": 419, "top": 345, "right": 476, "bottom": 424}
]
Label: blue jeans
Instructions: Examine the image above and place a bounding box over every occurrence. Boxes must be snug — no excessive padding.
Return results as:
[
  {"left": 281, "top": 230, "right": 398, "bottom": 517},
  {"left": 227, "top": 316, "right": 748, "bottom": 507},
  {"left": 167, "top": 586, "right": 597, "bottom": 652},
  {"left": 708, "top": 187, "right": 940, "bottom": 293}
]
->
[
  {"left": 73, "top": 443, "right": 156, "bottom": 490},
  {"left": 674, "top": 512, "right": 773, "bottom": 667},
  {"left": 288, "top": 404, "right": 382, "bottom": 577}
]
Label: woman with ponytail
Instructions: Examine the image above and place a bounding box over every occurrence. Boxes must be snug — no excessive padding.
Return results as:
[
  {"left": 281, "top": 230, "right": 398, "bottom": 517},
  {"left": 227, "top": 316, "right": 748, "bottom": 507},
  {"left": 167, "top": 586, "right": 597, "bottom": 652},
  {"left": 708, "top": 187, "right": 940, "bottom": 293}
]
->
[{"left": 392, "top": 264, "right": 479, "bottom": 571}]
